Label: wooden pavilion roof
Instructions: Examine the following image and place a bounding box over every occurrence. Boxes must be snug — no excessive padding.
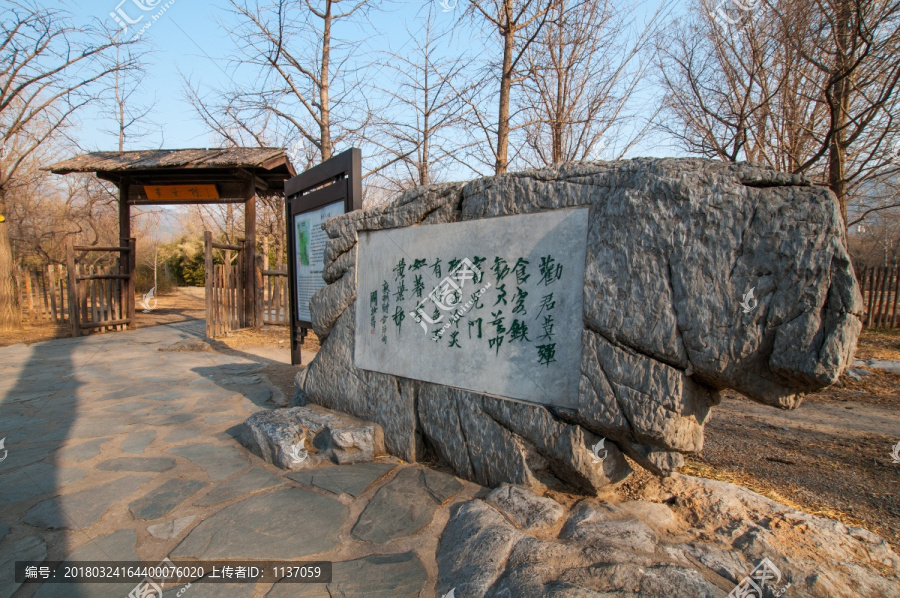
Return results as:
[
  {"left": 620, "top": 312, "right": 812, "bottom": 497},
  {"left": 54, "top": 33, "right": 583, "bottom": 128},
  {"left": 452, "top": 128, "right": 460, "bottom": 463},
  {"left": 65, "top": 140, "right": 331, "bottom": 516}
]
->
[{"left": 44, "top": 148, "right": 296, "bottom": 204}]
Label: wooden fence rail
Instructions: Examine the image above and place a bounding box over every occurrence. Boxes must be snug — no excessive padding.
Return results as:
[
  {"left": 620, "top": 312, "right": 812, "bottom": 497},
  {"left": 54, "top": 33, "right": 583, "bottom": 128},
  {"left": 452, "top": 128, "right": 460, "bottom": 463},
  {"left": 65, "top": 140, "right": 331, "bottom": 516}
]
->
[
  {"left": 857, "top": 266, "right": 900, "bottom": 329},
  {"left": 262, "top": 266, "right": 289, "bottom": 325},
  {"left": 15, "top": 265, "right": 70, "bottom": 323}
]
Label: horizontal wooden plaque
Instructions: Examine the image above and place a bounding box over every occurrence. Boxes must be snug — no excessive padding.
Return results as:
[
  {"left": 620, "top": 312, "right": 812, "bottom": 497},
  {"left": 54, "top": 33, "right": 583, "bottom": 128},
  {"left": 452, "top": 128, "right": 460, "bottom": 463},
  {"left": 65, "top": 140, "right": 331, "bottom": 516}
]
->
[{"left": 143, "top": 184, "right": 219, "bottom": 201}]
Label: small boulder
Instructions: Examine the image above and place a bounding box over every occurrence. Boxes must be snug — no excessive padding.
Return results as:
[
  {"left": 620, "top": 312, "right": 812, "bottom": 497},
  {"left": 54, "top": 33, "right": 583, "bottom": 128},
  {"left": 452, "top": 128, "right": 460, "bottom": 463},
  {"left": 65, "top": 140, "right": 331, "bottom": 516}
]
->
[
  {"left": 845, "top": 368, "right": 872, "bottom": 381},
  {"left": 853, "top": 359, "right": 900, "bottom": 374},
  {"left": 238, "top": 406, "right": 385, "bottom": 471}
]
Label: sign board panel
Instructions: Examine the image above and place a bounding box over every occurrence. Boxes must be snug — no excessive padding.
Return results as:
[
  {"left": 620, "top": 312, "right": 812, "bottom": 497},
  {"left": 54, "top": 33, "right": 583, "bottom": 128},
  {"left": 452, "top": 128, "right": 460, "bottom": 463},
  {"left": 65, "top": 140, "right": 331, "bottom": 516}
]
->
[
  {"left": 143, "top": 184, "right": 219, "bottom": 201},
  {"left": 285, "top": 148, "right": 362, "bottom": 365},
  {"left": 354, "top": 208, "right": 588, "bottom": 407},
  {"left": 293, "top": 200, "right": 345, "bottom": 322}
]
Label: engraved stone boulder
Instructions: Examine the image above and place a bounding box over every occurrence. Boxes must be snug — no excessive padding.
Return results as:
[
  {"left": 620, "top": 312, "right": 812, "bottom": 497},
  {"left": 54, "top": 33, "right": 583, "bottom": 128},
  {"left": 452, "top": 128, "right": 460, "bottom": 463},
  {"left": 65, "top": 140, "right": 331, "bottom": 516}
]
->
[{"left": 297, "top": 158, "right": 862, "bottom": 492}]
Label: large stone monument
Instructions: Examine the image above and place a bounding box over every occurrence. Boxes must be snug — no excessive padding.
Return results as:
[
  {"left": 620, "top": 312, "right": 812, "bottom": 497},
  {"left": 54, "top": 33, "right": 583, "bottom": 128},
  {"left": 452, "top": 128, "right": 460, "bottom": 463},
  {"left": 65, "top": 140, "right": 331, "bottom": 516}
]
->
[{"left": 296, "top": 158, "right": 862, "bottom": 493}]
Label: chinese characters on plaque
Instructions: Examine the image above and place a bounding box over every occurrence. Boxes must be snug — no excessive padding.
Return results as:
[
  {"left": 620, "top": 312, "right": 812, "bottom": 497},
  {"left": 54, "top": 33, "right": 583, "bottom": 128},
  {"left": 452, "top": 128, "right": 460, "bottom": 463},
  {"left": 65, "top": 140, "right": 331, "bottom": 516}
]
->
[
  {"left": 142, "top": 184, "right": 219, "bottom": 201},
  {"left": 354, "top": 209, "right": 588, "bottom": 408}
]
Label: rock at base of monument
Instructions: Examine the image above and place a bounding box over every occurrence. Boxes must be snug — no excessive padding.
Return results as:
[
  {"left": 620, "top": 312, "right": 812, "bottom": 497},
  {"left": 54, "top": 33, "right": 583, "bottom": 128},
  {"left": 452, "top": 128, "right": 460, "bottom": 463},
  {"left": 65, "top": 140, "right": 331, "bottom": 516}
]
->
[
  {"left": 415, "top": 384, "right": 634, "bottom": 495},
  {"left": 237, "top": 407, "right": 385, "bottom": 471},
  {"left": 485, "top": 484, "right": 564, "bottom": 531},
  {"left": 291, "top": 367, "right": 310, "bottom": 407},
  {"left": 290, "top": 388, "right": 309, "bottom": 407},
  {"left": 436, "top": 474, "right": 900, "bottom": 598}
]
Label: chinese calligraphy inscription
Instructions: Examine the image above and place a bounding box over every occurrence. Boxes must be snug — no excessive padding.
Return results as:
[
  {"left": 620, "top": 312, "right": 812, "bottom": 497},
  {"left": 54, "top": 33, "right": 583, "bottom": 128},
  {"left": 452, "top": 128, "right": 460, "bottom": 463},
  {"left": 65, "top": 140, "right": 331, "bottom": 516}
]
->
[{"left": 354, "top": 208, "right": 588, "bottom": 407}]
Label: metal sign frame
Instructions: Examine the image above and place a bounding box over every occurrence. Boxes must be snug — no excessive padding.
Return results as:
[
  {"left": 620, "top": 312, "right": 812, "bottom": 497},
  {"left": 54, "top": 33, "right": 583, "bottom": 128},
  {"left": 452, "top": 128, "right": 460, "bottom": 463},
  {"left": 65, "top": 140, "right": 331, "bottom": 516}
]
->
[{"left": 285, "top": 148, "right": 362, "bottom": 365}]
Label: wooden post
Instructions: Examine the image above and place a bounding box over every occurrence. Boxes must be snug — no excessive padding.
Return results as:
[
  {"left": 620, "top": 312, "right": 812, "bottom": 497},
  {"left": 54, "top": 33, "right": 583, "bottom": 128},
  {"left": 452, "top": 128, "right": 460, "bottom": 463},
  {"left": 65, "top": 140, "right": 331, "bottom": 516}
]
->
[
  {"left": 118, "top": 181, "right": 133, "bottom": 329},
  {"left": 204, "top": 231, "right": 213, "bottom": 338},
  {"left": 89, "top": 265, "right": 96, "bottom": 327},
  {"left": 283, "top": 267, "right": 289, "bottom": 325},
  {"left": 48, "top": 264, "right": 58, "bottom": 323},
  {"left": 24, "top": 270, "right": 34, "bottom": 317},
  {"left": 865, "top": 268, "right": 876, "bottom": 326},
  {"left": 126, "top": 238, "right": 136, "bottom": 327},
  {"left": 244, "top": 190, "right": 257, "bottom": 327},
  {"left": 65, "top": 239, "right": 80, "bottom": 337},
  {"left": 255, "top": 253, "right": 264, "bottom": 327},
  {"left": 874, "top": 267, "right": 887, "bottom": 327},
  {"left": 882, "top": 267, "right": 894, "bottom": 329},
  {"left": 40, "top": 267, "right": 50, "bottom": 320},
  {"left": 889, "top": 268, "right": 896, "bottom": 329},
  {"left": 889, "top": 267, "right": 899, "bottom": 329},
  {"left": 119, "top": 181, "right": 131, "bottom": 241}
]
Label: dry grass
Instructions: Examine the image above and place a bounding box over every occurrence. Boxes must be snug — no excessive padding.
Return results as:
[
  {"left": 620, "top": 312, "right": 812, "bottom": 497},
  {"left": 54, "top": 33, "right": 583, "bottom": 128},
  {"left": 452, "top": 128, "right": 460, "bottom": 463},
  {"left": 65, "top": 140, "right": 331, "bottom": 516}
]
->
[
  {"left": 216, "top": 325, "right": 320, "bottom": 352},
  {"left": 855, "top": 327, "right": 900, "bottom": 361},
  {"left": 682, "top": 460, "right": 868, "bottom": 529},
  {"left": 0, "top": 321, "right": 71, "bottom": 347}
]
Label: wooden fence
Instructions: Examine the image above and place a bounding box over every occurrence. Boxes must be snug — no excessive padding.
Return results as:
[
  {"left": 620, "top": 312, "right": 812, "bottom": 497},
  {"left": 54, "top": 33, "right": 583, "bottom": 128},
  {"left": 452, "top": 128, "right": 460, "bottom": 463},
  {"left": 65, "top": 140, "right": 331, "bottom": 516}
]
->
[
  {"left": 15, "top": 265, "right": 69, "bottom": 323},
  {"left": 857, "top": 266, "right": 899, "bottom": 329},
  {"left": 13, "top": 259, "right": 900, "bottom": 332},
  {"left": 205, "top": 232, "right": 249, "bottom": 338},
  {"left": 66, "top": 239, "right": 135, "bottom": 336},
  {"left": 262, "top": 266, "right": 289, "bottom": 325}
]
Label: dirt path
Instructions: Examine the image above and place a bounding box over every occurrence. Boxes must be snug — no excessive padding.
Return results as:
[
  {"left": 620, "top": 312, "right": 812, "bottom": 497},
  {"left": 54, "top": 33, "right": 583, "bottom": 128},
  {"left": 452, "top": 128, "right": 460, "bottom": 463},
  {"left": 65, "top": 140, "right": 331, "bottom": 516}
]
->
[
  {"left": 693, "top": 355, "right": 900, "bottom": 552},
  {"left": 0, "top": 287, "right": 207, "bottom": 348}
]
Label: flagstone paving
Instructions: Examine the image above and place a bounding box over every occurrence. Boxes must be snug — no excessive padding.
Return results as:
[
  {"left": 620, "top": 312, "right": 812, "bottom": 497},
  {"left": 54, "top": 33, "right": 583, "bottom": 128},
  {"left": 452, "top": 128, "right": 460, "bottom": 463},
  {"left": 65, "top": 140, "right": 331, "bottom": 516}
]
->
[
  {"left": 352, "top": 468, "right": 464, "bottom": 544},
  {"left": 0, "top": 320, "right": 481, "bottom": 597},
  {"left": 286, "top": 462, "right": 395, "bottom": 497},
  {"left": 98, "top": 457, "right": 177, "bottom": 472}
]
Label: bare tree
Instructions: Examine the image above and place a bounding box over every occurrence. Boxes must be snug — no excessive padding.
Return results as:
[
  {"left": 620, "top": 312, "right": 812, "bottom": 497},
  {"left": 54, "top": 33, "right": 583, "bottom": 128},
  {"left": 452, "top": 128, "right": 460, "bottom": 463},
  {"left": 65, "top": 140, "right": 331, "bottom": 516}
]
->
[
  {"left": 848, "top": 209, "right": 900, "bottom": 268},
  {"left": 656, "top": 0, "right": 900, "bottom": 225},
  {"left": 367, "top": 5, "right": 474, "bottom": 194},
  {"left": 0, "top": 1, "right": 132, "bottom": 329},
  {"left": 256, "top": 194, "right": 286, "bottom": 266},
  {"left": 187, "top": 0, "right": 374, "bottom": 164},
  {"left": 519, "top": 0, "right": 664, "bottom": 166},
  {"left": 776, "top": 0, "right": 900, "bottom": 223},
  {"left": 104, "top": 43, "right": 158, "bottom": 151},
  {"left": 6, "top": 150, "right": 121, "bottom": 269},
  {"left": 465, "top": 0, "right": 555, "bottom": 174}
]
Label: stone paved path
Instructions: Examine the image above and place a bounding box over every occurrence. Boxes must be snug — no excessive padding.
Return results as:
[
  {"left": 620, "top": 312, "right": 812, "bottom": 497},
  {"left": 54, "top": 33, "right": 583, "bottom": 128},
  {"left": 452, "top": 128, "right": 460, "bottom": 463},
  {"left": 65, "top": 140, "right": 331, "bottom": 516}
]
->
[{"left": 0, "top": 321, "right": 479, "bottom": 597}]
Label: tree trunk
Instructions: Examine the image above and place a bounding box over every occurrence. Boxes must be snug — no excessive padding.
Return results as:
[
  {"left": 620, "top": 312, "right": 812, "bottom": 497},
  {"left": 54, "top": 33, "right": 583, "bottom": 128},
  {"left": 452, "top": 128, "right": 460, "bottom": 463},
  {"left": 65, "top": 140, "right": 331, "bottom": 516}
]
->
[
  {"left": 320, "top": 0, "right": 333, "bottom": 161},
  {"left": 421, "top": 65, "right": 430, "bottom": 185},
  {"left": 552, "top": 53, "right": 563, "bottom": 164},
  {"left": 0, "top": 204, "right": 23, "bottom": 330},
  {"left": 496, "top": 15, "right": 515, "bottom": 175},
  {"left": 827, "top": 0, "right": 852, "bottom": 226}
]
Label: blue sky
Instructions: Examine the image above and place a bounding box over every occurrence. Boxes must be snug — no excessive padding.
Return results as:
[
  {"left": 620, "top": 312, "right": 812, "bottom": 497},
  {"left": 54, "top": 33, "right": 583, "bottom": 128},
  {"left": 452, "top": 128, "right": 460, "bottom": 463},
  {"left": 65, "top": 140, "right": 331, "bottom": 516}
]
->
[
  {"left": 71, "top": 0, "right": 243, "bottom": 150},
  {"left": 66, "top": 0, "right": 682, "bottom": 163}
]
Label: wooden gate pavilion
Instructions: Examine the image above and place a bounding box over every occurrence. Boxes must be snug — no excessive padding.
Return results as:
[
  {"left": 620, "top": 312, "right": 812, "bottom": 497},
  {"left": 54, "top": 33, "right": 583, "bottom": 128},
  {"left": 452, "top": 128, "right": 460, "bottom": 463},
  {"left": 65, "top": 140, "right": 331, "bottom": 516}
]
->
[{"left": 45, "top": 148, "right": 294, "bottom": 336}]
